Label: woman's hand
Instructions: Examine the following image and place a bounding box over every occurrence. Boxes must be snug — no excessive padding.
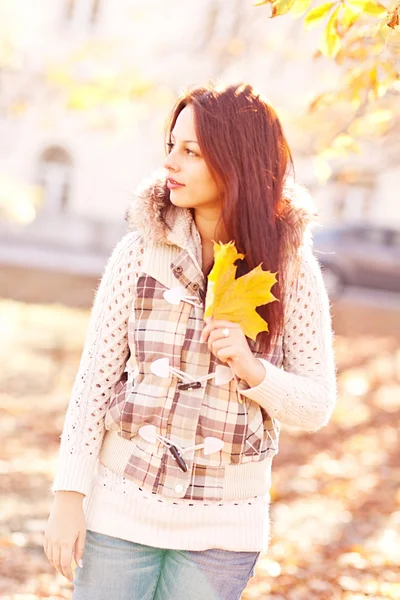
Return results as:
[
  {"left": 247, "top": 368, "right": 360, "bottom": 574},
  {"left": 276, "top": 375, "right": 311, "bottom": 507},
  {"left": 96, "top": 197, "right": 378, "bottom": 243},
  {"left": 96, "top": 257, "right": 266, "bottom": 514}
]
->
[
  {"left": 43, "top": 491, "right": 86, "bottom": 583},
  {"left": 201, "top": 317, "right": 266, "bottom": 387}
]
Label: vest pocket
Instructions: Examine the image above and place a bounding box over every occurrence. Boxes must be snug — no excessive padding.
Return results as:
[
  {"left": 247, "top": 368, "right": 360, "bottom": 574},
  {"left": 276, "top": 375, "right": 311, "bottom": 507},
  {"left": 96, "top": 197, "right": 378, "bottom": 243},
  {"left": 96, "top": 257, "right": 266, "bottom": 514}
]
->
[
  {"left": 117, "top": 372, "right": 175, "bottom": 440},
  {"left": 196, "top": 393, "right": 277, "bottom": 466}
]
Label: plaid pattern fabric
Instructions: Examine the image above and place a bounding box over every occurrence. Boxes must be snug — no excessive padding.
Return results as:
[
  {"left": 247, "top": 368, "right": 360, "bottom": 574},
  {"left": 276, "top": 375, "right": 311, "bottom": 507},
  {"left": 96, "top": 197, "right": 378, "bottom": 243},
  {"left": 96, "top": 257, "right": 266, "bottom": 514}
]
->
[{"left": 104, "top": 247, "right": 283, "bottom": 501}]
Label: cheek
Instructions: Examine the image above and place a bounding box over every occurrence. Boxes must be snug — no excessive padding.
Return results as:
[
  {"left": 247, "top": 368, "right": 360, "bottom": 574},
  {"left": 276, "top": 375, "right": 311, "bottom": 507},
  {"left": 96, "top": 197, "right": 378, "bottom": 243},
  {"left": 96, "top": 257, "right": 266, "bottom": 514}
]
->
[
  {"left": 172, "top": 163, "right": 221, "bottom": 208},
  {"left": 196, "top": 169, "right": 220, "bottom": 203}
]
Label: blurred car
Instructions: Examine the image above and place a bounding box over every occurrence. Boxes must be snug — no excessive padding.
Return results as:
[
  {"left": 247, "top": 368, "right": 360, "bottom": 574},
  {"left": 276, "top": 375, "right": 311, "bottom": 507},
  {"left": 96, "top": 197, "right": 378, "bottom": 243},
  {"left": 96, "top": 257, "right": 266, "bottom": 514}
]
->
[{"left": 313, "top": 224, "right": 400, "bottom": 297}]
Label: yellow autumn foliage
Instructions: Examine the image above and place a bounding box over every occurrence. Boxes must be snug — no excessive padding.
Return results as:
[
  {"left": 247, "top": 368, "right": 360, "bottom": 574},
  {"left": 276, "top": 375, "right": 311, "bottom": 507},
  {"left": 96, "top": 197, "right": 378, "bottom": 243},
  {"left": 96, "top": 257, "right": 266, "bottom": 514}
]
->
[{"left": 204, "top": 241, "right": 278, "bottom": 341}]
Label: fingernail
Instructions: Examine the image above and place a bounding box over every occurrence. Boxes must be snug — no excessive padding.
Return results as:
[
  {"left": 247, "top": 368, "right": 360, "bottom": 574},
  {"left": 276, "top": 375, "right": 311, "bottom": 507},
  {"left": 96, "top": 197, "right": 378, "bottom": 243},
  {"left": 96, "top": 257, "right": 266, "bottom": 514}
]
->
[{"left": 78, "top": 559, "right": 83, "bottom": 568}]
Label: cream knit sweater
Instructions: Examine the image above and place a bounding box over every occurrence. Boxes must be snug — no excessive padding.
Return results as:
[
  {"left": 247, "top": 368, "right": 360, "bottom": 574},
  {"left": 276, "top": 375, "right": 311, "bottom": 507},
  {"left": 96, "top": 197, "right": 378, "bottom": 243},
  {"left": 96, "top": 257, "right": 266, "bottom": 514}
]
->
[{"left": 52, "top": 230, "right": 336, "bottom": 552}]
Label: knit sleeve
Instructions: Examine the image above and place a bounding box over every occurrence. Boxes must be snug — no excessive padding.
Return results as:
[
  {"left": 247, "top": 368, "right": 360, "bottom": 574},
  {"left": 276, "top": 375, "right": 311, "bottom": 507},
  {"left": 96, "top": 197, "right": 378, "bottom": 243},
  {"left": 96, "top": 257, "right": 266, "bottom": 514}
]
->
[
  {"left": 51, "top": 231, "right": 141, "bottom": 496},
  {"left": 240, "top": 247, "right": 337, "bottom": 432}
]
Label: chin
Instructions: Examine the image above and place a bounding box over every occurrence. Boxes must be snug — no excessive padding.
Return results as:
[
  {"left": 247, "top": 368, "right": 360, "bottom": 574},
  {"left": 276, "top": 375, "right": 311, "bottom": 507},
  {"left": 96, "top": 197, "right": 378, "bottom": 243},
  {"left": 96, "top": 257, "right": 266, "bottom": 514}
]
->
[{"left": 169, "top": 192, "right": 194, "bottom": 209}]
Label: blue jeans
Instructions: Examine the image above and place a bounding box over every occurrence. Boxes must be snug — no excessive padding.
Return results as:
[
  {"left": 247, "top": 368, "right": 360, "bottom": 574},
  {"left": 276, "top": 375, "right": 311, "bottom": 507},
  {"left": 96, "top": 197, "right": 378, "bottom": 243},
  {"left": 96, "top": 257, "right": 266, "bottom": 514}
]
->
[{"left": 73, "top": 530, "right": 260, "bottom": 600}]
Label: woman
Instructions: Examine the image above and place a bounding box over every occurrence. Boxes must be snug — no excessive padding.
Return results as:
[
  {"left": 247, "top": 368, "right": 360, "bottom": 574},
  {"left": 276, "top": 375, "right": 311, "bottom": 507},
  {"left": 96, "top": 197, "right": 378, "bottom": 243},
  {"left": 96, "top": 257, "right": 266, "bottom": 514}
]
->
[{"left": 43, "top": 83, "right": 336, "bottom": 600}]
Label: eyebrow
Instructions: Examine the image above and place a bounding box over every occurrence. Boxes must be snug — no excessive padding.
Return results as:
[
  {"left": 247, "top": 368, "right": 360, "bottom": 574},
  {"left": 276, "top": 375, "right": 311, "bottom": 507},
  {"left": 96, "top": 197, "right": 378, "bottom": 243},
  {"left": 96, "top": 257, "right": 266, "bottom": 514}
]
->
[{"left": 170, "top": 134, "right": 199, "bottom": 145}]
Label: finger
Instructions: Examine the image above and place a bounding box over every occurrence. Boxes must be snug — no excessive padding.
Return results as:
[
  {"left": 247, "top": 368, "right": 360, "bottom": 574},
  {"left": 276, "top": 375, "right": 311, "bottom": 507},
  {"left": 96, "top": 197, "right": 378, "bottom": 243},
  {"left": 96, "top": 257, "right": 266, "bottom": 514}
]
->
[
  {"left": 44, "top": 538, "right": 53, "bottom": 565},
  {"left": 52, "top": 545, "right": 62, "bottom": 576},
  {"left": 201, "top": 324, "right": 212, "bottom": 343},
  {"left": 206, "top": 320, "right": 242, "bottom": 331},
  {"left": 209, "top": 333, "right": 228, "bottom": 354},
  {"left": 42, "top": 536, "right": 48, "bottom": 558},
  {"left": 208, "top": 328, "right": 234, "bottom": 345},
  {"left": 60, "top": 544, "right": 74, "bottom": 583},
  {"left": 202, "top": 322, "right": 241, "bottom": 343},
  {"left": 216, "top": 346, "right": 239, "bottom": 363},
  {"left": 74, "top": 529, "right": 86, "bottom": 570},
  {"left": 209, "top": 338, "right": 233, "bottom": 358}
]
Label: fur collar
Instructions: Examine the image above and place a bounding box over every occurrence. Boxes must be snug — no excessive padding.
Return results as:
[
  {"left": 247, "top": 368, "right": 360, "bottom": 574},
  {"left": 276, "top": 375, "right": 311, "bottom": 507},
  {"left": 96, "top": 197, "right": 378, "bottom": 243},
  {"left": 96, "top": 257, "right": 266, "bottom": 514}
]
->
[{"left": 125, "top": 171, "right": 316, "bottom": 256}]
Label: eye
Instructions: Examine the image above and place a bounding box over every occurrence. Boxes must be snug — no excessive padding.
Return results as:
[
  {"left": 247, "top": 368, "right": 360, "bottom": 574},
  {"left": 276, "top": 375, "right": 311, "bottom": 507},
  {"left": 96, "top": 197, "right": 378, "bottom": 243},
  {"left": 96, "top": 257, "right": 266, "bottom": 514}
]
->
[
  {"left": 185, "top": 147, "right": 197, "bottom": 157},
  {"left": 166, "top": 142, "right": 174, "bottom": 153}
]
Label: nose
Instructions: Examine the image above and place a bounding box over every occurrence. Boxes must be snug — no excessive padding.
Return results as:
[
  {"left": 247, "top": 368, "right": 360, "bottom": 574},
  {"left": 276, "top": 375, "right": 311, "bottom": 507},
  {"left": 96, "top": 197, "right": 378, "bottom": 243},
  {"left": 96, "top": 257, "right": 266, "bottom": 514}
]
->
[{"left": 164, "top": 147, "right": 179, "bottom": 172}]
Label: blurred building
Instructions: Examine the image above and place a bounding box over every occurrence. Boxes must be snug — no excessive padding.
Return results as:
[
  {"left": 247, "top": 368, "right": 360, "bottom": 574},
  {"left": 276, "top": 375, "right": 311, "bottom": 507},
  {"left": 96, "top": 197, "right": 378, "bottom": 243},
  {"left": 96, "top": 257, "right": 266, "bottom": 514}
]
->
[{"left": 0, "top": 0, "right": 398, "bottom": 279}]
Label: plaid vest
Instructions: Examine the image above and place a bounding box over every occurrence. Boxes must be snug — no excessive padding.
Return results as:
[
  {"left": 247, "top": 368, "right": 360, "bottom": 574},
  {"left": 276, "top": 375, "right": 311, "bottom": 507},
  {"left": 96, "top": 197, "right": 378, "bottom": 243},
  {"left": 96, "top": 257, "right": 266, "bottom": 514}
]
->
[{"left": 102, "top": 238, "right": 282, "bottom": 502}]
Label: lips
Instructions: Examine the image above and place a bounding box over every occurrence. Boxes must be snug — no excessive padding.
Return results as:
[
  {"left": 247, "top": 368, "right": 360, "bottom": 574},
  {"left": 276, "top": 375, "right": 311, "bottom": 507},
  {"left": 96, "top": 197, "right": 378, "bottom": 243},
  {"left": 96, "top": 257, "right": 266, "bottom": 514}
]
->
[{"left": 167, "top": 177, "right": 185, "bottom": 188}]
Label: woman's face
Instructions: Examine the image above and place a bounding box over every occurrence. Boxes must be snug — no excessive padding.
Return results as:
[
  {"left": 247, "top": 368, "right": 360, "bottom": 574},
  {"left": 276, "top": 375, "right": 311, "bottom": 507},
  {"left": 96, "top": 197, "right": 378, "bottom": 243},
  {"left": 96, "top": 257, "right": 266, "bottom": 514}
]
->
[{"left": 164, "top": 105, "right": 222, "bottom": 211}]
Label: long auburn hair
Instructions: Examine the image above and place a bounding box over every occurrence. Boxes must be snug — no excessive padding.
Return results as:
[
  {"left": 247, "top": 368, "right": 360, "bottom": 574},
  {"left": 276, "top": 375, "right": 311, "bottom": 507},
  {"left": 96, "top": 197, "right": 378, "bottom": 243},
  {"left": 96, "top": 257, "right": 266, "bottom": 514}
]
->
[{"left": 166, "top": 83, "right": 295, "bottom": 355}]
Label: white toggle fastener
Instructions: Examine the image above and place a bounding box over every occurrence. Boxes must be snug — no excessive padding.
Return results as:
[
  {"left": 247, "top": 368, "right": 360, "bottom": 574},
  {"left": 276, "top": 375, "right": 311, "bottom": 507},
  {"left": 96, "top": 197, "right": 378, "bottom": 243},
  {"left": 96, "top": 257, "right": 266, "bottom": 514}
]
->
[
  {"left": 180, "top": 437, "right": 225, "bottom": 456},
  {"left": 150, "top": 358, "right": 233, "bottom": 387},
  {"left": 138, "top": 424, "right": 159, "bottom": 444},
  {"left": 163, "top": 287, "right": 202, "bottom": 308},
  {"left": 203, "top": 437, "right": 225, "bottom": 456},
  {"left": 151, "top": 357, "right": 173, "bottom": 378},
  {"left": 214, "top": 365, "right": 234, "bottom": 386},
  {"left": 163, "top": 287, "right": 188, "bottom": 305},
  {"left": 150, "top": 358, "right": 196, "bottom": 383},
  {"left": 138, "top": 425, "right": 225, "bottom": 456}
]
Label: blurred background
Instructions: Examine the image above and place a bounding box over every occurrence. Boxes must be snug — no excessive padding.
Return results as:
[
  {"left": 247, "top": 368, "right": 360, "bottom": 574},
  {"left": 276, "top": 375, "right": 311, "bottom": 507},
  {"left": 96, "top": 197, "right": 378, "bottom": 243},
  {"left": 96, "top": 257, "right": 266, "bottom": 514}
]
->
[{"left": 0, "top": 0, "right": 399, "bottom": 598}]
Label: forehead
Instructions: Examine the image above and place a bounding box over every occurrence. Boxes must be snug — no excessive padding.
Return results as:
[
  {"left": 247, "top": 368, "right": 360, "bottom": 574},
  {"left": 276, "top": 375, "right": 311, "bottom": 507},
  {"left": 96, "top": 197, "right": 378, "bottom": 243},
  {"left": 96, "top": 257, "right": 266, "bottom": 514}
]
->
[{"left": 171, "top": 105, "right": 197, "bottom": 140}]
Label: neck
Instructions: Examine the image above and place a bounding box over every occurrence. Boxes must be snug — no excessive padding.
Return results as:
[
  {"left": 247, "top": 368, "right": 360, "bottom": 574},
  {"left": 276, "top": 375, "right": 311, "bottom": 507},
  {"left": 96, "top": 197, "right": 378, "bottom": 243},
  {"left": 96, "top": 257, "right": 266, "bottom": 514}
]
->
[{"left": 193, "top": 206, "right": 228, "bottom": 247}]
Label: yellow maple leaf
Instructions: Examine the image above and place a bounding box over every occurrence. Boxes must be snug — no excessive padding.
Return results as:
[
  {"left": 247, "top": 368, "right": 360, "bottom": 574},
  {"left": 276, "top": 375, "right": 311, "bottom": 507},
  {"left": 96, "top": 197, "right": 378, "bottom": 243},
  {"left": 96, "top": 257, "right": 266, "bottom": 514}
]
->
[{"left": 204, "top": 241, "right": 278, "bottom": 341}]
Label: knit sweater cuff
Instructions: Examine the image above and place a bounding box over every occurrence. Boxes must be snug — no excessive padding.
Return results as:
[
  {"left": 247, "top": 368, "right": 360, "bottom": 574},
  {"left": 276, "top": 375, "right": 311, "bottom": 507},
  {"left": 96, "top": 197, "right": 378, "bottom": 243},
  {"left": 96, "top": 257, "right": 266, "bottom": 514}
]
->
[
  {"left": 51, "top": 452, "right": 97, "bottom": 497},
  {"left": 240, "top": 358, "right": 285, "bottom": 416},
  {"left": 240, "top": 358, "right": 334, "bottom": 431}
]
